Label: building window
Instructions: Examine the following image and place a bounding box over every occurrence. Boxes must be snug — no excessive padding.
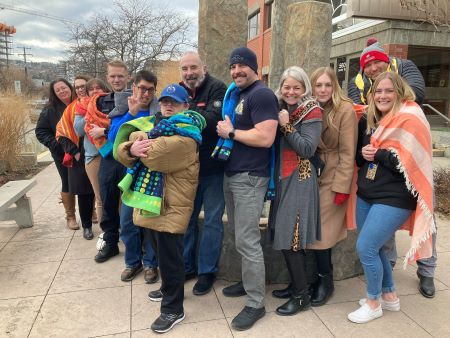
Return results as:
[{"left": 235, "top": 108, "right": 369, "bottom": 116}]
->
[
  {"left": 264, "top": 3, "right": 272, "bottom": 30},
  {"left": 248, "top": 11, "right": 260, "bottom": 40}
]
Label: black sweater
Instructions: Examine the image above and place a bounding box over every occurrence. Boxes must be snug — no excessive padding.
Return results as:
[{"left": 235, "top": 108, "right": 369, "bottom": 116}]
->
[
  {"left": 180, "top": 73, "right": 227, "bottom": 177},
  {"left": 356, "top": 117, "right": 417, "bottom": 210}
]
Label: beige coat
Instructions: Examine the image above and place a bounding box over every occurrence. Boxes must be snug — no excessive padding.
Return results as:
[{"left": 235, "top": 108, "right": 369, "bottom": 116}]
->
[
  {"left": 308, "top": 101, "right": 357, "bottom": 249},
  {"left": 116, "top": 131, "right": 199, "bottom": 234}
]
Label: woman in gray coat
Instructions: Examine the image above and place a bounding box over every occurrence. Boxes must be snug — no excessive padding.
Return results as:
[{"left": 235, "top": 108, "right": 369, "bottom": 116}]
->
[{"left": 269, "top": 66, "right": 323, "bottom": 316}]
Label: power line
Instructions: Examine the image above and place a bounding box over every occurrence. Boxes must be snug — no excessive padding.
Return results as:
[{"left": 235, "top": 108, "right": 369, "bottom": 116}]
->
[{"left": 0, "top": 2, "right": 77, "bottom": 24}]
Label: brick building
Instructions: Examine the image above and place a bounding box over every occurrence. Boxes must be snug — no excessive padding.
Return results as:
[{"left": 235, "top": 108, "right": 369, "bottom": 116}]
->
[{"left": 246, "top": 0, "right": 450, "bottom": 125}]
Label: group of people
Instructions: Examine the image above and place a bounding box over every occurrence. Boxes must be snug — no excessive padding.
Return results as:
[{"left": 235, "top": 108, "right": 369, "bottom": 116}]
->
[{"left": 35, "top": 39, "right": 436, "bottom": 334}]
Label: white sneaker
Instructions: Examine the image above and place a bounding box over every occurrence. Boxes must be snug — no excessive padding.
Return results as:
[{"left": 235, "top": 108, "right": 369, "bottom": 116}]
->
[
  {"left": 348, "top": 303, "right": 383, "bottom": 324},
  {"left": 358, "top": 297, "right": 400, "bottom": 311}
]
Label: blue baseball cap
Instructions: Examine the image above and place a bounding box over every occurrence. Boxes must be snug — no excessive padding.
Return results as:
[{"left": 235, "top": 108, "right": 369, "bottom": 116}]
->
[{"left": 158, "top": 84, "right": 189, "bottom": 103}]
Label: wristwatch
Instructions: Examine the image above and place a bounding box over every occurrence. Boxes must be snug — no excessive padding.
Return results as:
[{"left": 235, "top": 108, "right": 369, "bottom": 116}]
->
[{"left": 228, "top": 128, "right": 235, "bottom": 140}]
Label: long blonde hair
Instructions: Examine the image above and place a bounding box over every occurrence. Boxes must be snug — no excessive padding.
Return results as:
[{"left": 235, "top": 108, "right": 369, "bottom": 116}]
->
[
  {"left": 366, "top": 71, "right": 416, "bottom": 133},
  {"left": 310, "top": 67, "right": 353, "bottom": 131}
]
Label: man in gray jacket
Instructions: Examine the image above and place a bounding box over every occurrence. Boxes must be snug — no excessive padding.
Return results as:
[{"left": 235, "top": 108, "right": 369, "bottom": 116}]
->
[{"left": 348, "top": 38, "right": 425, "bottom": 105}]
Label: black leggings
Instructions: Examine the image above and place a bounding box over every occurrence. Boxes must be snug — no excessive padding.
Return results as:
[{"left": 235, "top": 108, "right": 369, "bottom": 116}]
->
[
  {"left": 313, "top": 248, "right": 332, "bottom": 275},
  {"left": 77, "top": 193, "right": 95, "bottom": 228},
  {"left": 282, "top": 249, "right": 308, "bottom": 294}
]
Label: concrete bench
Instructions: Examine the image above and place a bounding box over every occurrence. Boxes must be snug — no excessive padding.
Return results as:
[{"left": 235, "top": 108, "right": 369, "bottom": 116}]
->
[{"left": 0, "top": 179, "right": 36, "bottom": 228}]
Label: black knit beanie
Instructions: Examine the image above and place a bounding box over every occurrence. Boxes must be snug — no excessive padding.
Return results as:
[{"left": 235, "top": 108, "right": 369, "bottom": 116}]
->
[{"left": 229, "top": 47, "right": 258, "bottom": 74}]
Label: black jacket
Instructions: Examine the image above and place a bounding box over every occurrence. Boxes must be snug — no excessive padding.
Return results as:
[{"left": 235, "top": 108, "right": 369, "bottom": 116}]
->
[
  {"left": 35, "top": 102, "right": 66, "bottom": 160},
  {"left": 180, "top": 73, "right": 227, "bottom": 176},
  {"left": 348, "top": 58, "right": 425, "bottom": 105},
  {"left": 355, "top": 117, "right": 416, "bottom": 210}
]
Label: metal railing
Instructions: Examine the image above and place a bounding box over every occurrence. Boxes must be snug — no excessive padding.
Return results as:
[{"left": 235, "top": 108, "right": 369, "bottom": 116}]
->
[{"left": 423, "top": 104, "right": 450, "bottom": 124}]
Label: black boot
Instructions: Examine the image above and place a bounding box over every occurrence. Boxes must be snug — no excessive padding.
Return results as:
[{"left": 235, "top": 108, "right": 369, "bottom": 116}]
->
[
  {"left": 276, "top": 292, "right": 310, "bottom": 316},
  {"left": 272, "top": 283, "right": 293, "bottom": 299},
  {"left": 311, "top": 273, "right": 334, "bottom": 306}
]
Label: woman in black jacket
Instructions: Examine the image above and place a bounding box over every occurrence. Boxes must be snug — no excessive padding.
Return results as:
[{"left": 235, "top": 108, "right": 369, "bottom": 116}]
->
[{"left": 35, "top": 78, "right": 79, "bottom": 230}]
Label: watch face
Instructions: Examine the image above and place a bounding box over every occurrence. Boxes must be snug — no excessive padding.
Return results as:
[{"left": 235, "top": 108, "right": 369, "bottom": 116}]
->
[{"left": 229, "top": 131, "right": 235, "bottom": 140}]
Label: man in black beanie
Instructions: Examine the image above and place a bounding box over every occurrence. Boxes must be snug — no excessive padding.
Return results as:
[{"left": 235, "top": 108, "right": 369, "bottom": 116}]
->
[{"left": 216, "top": 46, "right": 278, "bottom": 331}]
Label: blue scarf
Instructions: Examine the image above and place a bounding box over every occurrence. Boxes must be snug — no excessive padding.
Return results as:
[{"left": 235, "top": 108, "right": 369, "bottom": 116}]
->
[{"left": 211, "top": 82, "right": 240, "bottom": 161}]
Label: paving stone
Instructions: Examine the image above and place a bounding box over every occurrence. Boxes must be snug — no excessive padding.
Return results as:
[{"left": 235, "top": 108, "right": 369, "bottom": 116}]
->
[
  {"left": 132, "top": 319, "right": 232, "bottom": 337},
  {"left": 227, "top": 310, "right": 333, "bottom": 338},
  {"left": 30, "top": 287, "right": 131, "bottom": 337},
  {"left": 0, "top": 262, "right": 59, "bottom": 299},
  {"left": 313, "top": 301, "right": 432, "bottom": 338},
  {"left": 131, "top": 279, "right": 224, "bottom": 332},
  {"left": 0, "top": 224, "right": 18, "bottom": 242},
  {"left": 0, "top": 296, "right": 44, "bottom": 337},
  {"left": 215, "top": 279, "right": 288, "bottom": 318},
  {"left": 400, "top": 290, "right": 450, "bottom": 337},
  {"left": 0, "top": 237, "right": 70, "bottom": 267},
  {"left": 49, "top": 256, "right": 124, "bottom": 294}
]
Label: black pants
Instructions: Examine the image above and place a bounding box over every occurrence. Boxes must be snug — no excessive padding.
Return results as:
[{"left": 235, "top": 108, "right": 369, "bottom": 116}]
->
[
  {"left": 53, "top": 154, "right": 69, "bottom": 192},
  {"left": 98, "top": 156, "right": 125, "bottom": 245},
  {"left": 78, "top": 193, "right": 95, "bottom": 228},
  {"left": 145, "top": 228, "right": 184, "bottom": 315},
  {"left": 313, "top": 248, "right": 332, "bottom": 275},
  {"left": 282, "top": 249, "right": 308, "bottom": 294}
]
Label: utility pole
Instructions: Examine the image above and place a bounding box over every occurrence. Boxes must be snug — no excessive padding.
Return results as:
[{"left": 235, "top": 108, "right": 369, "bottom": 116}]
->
[{"left": 17, "top": 46, "right": 32, "bottom": 75}]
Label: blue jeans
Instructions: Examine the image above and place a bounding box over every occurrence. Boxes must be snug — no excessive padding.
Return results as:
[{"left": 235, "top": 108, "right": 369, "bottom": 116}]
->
[
  {"left": 356, "top": 197, "right": 413, "bottom": 300},
  {"left": 183, "top": 173, "right": 225, "bottom": 275},
  {"left": 120, "top": 204, "right": 157, "bottom": 268}
]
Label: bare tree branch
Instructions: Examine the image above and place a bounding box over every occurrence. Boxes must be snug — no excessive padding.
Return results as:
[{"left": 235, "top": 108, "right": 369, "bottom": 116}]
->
[{"left": 64, "top": 0, "right": 194, "bottom": 76}]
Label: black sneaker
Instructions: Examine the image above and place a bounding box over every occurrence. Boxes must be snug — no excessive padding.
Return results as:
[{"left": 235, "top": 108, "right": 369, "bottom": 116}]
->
[
  {"left": 193, "top": 273, "right": 215, "bottom": 296},
  {"left": 231, "top": 306, "right": 265, "bottom": 331},
  {"left": 148, "top": 288, "right": 163, "bottom": 302},
  {"left": 94, "top": 244, "right": 119, "bottom": 263},
  {"left": 222, "top": 281, "right": 247, "bottom": 297},
  {"left": 151, "top": 312, "right": 185, "bottom": 333}
]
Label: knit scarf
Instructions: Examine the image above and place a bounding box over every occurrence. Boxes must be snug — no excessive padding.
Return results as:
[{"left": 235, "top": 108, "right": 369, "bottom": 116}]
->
[
  {"left": 372, "top": 101, "right": 435, "bottom": 266},
  {"left": 211, "top": 82, "right": 240, "bottom": 161},
  {"left": 115, "top": 111, "right": 206, "bottom": 217},
  {"left": 84, "top": 93, "right": 111, "bottom": 156},
  {"left": 55, "top": 99, "right": 79, "bottom": 167},
  {"left": 75, "top": 96, "right": 90, "bottom": 117}
]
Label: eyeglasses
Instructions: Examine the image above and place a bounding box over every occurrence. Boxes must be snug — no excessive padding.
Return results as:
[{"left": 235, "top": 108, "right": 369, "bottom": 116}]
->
[
  {"left": 137, "top": 86, "right": 156, "bottom": 94},
  {"left": 74, "top": 85, "right": 86, "bottom": 91}
]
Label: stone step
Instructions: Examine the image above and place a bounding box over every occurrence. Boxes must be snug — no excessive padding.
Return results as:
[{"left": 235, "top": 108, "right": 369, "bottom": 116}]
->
[{"left": 433, "top": 148, "right": 445, "bottom": 157}]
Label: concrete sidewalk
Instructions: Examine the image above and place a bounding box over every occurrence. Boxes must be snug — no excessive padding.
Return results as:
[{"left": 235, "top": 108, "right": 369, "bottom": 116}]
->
[{"left": 1, "top": 163, "right": 449, "bottom": 337}]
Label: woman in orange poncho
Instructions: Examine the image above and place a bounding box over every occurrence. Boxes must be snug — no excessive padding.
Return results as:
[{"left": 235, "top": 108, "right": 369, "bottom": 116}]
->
[
  {"left": 56, "top": 75, "right": 95, "bottom": 240},
  {"left": 348, "top": 72, "right": 435, "bottom": 324}
]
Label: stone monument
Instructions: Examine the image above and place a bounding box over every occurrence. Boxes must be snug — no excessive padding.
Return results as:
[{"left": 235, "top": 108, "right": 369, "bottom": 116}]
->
[{"left": 198, "top": 0, "right": 248, "bottom": 85}]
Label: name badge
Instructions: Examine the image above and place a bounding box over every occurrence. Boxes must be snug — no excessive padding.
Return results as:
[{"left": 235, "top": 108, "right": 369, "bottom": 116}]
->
[{"left": 366, "top": 163, "right": 378, "bottom": 180}]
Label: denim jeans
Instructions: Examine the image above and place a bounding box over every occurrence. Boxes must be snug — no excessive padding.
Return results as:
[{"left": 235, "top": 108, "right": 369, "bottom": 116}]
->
[
  {"left": 356, "top": 197, "right": 413, "bottom": 300},
  {"left": 120, "top": 204, "right": 157, "bottom": 268},
  {"left": 183, "top": 173, "right": 225, "bottom": 275},
  {"left": 224, "top": 172, "right": 268, "bottom": 308}
]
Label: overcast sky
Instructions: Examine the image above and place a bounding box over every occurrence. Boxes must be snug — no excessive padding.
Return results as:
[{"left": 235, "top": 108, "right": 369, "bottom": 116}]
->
[{"left": 1, "top": 0, "right": 199, "bottom": 63}]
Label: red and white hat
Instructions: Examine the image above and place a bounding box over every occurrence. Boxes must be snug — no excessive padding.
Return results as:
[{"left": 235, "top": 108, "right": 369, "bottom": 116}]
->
[{"left": 360, "top": 38, "right": 389, "bottom": 69}]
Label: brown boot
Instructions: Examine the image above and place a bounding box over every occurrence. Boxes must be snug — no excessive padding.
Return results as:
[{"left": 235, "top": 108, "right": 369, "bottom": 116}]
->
[{"left": 60, "top": 192, "right": 79, "bottom": 230}]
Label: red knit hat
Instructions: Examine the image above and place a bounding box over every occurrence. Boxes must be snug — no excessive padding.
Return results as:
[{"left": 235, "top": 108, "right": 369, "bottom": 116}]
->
[{"left": 360, "top": 39, "right": 389, "bottom": 69}]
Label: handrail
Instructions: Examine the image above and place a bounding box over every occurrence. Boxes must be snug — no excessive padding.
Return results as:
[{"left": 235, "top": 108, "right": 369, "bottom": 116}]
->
[{"left": 422, "top": 104, "right": 450, "bottom": 123}]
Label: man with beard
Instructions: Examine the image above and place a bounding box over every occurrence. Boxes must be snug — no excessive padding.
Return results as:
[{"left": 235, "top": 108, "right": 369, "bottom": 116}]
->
[
  {"left": 178, "top": 51, "right": 227, "bottom": 295},
  {"left": 216, "top": 47, "right": 278, "bottom": 331}
]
